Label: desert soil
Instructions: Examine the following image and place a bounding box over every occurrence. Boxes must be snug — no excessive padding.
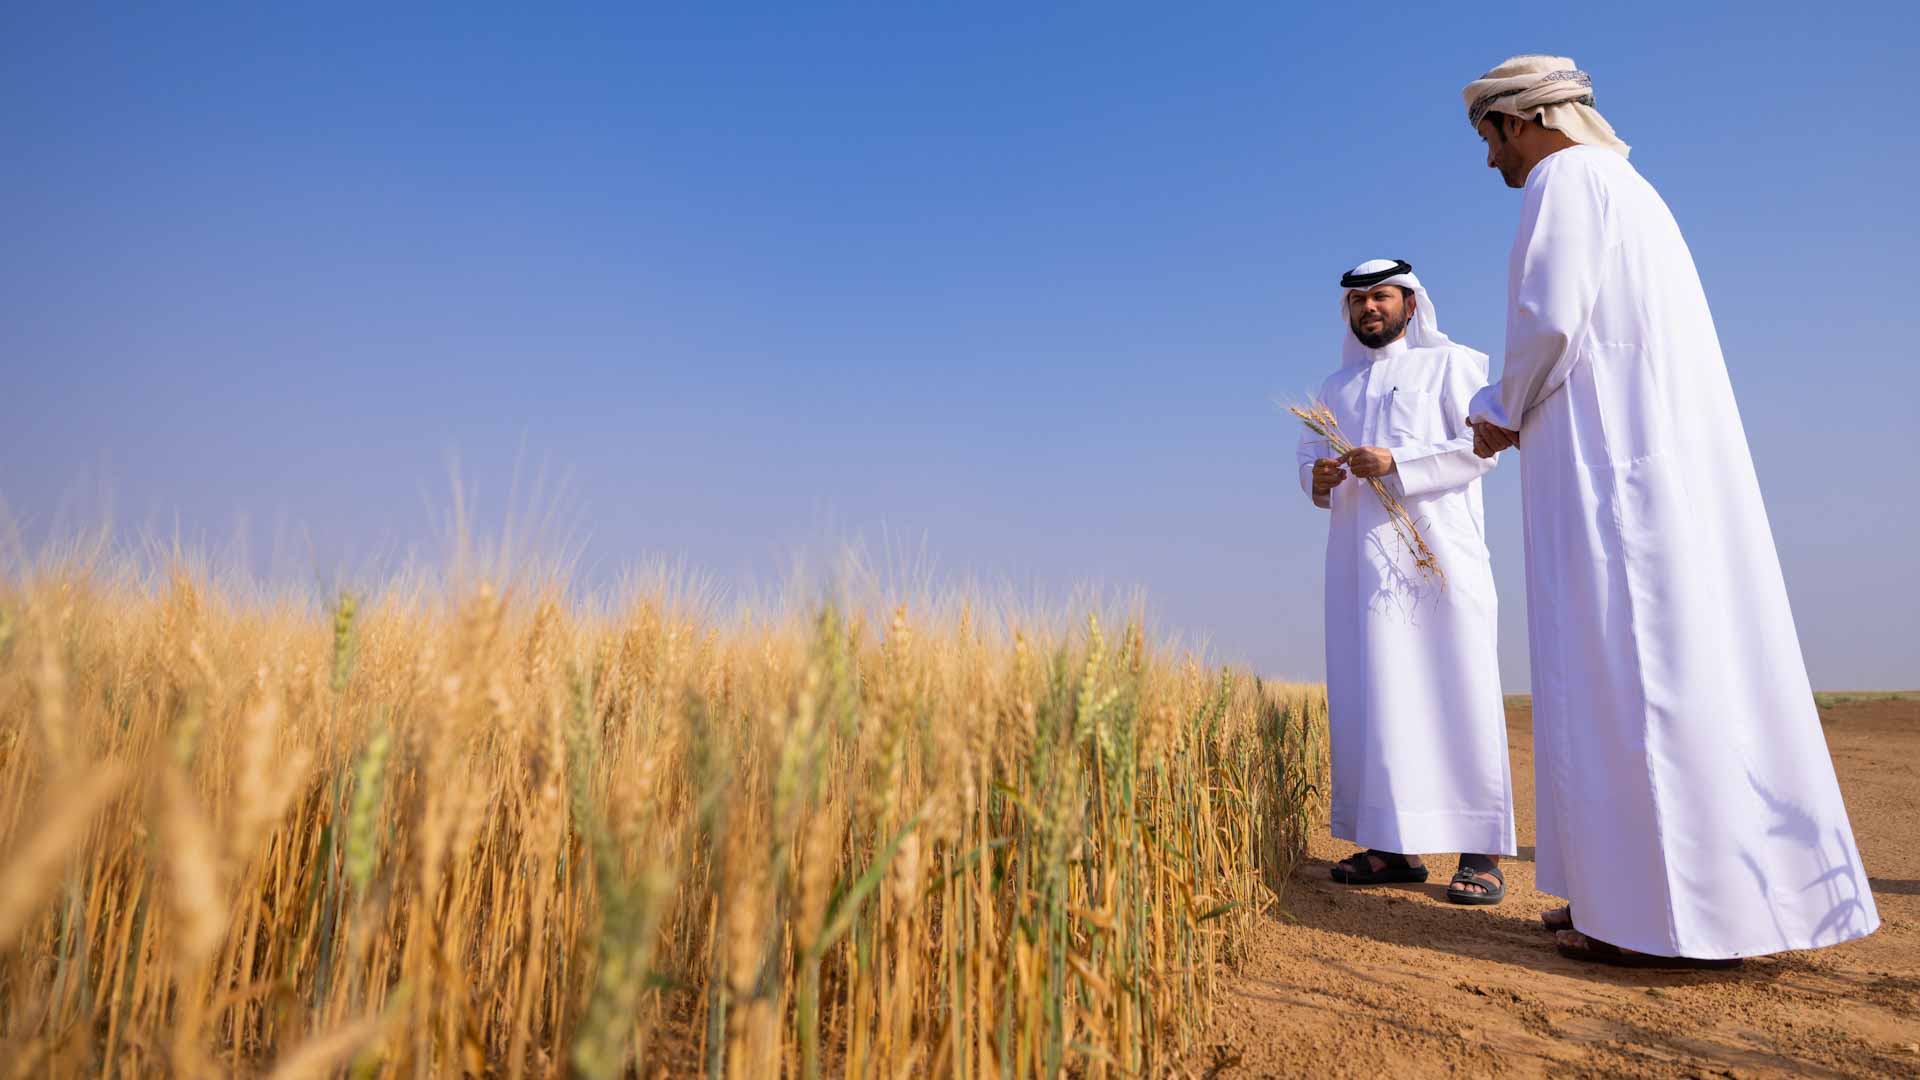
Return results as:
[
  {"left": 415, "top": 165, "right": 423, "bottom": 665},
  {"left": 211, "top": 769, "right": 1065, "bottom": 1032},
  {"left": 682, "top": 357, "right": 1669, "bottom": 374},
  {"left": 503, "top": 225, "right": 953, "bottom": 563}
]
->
[{"left": 1188, "top": 696, "right": 1920, "bottom": 1078}]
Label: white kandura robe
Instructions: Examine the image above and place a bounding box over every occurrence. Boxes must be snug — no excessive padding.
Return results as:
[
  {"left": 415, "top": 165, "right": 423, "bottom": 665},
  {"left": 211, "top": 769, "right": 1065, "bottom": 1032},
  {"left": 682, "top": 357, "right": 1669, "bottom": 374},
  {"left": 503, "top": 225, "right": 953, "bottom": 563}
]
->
[
  {"left": 1298, "top": 336, "right": 1516, "bottom": 856},
  {"left": 1469, "top": 145, "right": 1879, "bottom": 958}
]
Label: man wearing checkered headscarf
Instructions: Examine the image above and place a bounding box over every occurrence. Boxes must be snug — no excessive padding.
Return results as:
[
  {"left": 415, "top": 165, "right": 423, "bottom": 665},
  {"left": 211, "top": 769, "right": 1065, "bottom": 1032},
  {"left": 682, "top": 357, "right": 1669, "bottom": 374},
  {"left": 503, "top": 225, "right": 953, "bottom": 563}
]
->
[{"left": 1458, "top": 55, "right": 1878, "bottom": 968}]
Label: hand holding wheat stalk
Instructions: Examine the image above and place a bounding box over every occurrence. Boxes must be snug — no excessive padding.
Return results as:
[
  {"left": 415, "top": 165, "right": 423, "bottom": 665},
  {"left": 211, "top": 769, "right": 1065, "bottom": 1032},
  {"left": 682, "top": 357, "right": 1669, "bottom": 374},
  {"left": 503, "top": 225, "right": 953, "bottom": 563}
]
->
[{"left": 1290, "top": 401, "right": 1445, "bottom": 587}]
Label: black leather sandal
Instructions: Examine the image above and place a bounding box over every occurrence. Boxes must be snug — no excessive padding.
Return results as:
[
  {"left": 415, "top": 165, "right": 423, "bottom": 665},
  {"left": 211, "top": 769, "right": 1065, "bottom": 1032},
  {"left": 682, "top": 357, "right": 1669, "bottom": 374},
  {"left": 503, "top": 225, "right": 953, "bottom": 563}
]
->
[
  {"left": 1330, "top": 849, "right": 1429, "bottom": 885},
  {"left": 1445, "top": 855, "right": 1505, "bottom": 905}
]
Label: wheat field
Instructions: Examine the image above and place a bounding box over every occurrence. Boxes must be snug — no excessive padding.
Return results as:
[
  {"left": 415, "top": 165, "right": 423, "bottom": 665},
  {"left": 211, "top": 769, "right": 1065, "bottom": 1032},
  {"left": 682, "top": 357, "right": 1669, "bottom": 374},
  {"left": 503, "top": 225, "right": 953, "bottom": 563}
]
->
[{"left": 0, "top": 558, "right": 1326, "bottom": 1078}]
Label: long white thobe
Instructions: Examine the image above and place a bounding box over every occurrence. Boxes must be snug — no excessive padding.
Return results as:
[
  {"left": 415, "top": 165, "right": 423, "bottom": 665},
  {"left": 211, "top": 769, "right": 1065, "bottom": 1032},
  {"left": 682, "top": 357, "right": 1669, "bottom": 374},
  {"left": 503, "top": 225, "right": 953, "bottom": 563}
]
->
[
  {"left": 1298, "top": 337, "right": 1516, "bottom": 856},
  {"left": 1469, "top": 145, "right": 1879, "bottom": 958}
]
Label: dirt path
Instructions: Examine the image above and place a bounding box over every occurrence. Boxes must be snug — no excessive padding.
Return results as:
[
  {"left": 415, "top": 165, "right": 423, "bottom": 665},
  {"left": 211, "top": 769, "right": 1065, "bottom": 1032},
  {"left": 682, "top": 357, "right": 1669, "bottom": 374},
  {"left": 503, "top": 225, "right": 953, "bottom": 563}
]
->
[{"left": 1192, "top": 697, "right": 1920, "bottom": 1078}]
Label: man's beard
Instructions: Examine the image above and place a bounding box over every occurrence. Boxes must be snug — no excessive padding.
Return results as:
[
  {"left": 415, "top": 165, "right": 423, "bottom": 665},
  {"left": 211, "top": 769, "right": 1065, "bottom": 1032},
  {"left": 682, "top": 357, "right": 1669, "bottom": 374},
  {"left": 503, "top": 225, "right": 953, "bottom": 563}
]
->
[{"left": 1350, "top": 309, "right": 1410, "bottom": 349}]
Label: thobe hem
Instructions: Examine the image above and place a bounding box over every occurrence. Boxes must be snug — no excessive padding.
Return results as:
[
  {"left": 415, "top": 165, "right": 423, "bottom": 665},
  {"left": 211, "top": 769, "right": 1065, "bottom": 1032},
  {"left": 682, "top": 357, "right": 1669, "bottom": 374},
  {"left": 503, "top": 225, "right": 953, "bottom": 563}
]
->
[
  {"left": 1330, "top": 803, "right": 1518, "bottom": 857},
  {"left": 1562, "top": 908, "right": 1884, "bottom": 961}
]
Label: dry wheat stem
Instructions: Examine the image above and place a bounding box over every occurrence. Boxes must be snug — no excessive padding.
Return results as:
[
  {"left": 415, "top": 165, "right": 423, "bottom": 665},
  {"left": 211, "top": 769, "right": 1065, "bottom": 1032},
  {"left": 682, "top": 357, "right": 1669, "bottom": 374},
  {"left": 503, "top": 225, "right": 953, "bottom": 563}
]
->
[
  {"left": 0, "top": 564, "right": 1326, "bottom": 1077},
  {"left": 1290, "top": 402, "right": 1446, "bottom": 586}
]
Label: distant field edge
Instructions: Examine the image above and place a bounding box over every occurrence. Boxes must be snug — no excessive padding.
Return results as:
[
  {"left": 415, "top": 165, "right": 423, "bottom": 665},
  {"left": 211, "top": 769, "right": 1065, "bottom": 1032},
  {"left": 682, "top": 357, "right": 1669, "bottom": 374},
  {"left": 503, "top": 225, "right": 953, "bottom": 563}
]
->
[{"left": 1813, "top": 690, "right": 1920, "bottom": 708}]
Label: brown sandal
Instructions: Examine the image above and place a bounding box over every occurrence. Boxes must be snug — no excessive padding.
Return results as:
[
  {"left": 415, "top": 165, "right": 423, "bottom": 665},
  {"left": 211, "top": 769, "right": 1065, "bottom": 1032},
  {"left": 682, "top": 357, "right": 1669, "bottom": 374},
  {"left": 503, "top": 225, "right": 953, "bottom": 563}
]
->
[
  {"left": 1541, "top": 905, "right": 1573, "bottom": 932},
  {"left": 1554, "top": 930, "right": 1742, "bottom": 970}
]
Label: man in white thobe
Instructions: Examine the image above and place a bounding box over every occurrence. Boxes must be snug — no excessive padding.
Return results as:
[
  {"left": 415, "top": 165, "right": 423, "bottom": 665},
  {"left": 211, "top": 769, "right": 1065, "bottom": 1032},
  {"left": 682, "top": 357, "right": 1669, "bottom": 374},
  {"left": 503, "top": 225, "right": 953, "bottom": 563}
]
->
[
  {"left": 1298, "top": 259, "right": 1516, "bottom": 904},
  {"left": 1463, "top": 55, "right": 1879, "bottom": 965}
]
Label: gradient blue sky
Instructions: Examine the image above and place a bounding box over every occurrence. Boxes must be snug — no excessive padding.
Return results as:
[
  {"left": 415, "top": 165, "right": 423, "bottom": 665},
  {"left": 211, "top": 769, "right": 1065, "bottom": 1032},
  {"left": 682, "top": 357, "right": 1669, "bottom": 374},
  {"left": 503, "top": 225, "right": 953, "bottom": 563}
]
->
[{"left": 4, "top": 5, "right": 1917, "bottom": 688}]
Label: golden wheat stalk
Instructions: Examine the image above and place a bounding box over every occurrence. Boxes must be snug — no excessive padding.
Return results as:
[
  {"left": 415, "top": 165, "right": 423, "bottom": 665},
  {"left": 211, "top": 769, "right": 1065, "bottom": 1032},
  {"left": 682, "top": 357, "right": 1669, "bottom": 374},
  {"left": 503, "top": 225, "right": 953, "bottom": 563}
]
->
[
  {"left": 0, "top": 763, "right": 128, "bottom": 948},
  {"left": 0, "top": 563, "right": 1327, "bottom": 1077},
  {"left": 1290, "top": 402, "right": 1445, "bottom": 587}
]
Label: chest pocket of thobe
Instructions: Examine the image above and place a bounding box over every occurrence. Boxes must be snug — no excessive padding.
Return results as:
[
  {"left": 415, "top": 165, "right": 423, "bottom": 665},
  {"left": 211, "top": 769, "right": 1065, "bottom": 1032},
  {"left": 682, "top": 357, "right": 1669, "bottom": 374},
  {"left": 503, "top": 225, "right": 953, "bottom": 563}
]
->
[{"left": 1384, "top": 389, "right": 1438, "bottom": 444}]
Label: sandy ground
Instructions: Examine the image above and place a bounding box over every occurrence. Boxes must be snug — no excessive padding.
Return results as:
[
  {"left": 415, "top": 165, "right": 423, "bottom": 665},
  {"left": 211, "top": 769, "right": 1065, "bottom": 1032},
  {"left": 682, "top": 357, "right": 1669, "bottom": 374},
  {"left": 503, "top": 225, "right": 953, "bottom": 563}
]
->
[{"left": 1189, "top": 696, "right": 1920, "bottom": 1078}]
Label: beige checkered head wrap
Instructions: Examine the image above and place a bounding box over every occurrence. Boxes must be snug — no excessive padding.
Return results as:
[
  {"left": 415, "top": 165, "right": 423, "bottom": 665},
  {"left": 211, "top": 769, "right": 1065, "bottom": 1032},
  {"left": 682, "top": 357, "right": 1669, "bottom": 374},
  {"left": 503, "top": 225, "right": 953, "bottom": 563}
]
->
[{"left": 1462, "top": 54, "right": 1630, "bottom": 158}]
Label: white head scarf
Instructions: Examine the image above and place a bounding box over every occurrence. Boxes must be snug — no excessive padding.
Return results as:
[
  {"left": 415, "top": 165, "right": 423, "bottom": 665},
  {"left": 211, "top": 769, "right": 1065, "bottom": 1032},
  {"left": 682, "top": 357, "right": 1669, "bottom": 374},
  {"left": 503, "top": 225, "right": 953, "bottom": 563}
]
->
[
  {"left": 1462, "top": 54, "right": 1630, "bottom": 159},
  {"left": 1339, "top": 258, "right": 1450, "bottom": 368}
]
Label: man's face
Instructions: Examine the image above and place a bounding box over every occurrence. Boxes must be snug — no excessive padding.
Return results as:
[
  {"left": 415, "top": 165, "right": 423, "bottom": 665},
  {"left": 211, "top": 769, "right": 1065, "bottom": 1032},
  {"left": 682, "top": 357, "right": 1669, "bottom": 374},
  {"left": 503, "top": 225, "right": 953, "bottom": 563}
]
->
[
  {"left": 1346, "top": 286, "right": 1412, "bottom": 349},
  {"left": 1477, "top": 116, "right": 1527, "bottom": 188}
]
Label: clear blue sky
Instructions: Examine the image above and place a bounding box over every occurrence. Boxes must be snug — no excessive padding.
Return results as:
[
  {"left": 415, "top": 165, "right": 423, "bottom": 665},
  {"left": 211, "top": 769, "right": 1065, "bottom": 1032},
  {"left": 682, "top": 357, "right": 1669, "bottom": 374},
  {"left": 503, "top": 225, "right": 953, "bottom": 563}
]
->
[{"left": 4, "top": 4, "right": 1917, "bottom": 689}]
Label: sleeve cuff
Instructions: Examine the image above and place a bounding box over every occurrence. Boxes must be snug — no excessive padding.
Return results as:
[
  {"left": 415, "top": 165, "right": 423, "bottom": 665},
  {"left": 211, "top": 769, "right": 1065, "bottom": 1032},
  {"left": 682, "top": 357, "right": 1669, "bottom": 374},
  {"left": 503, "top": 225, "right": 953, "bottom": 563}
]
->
[
  {"left": 1466, "top": 383, "right": 1513, "bottom": 429},
  {"left": 1392, "top": 450, "right": 1438, "bottom": 497}
]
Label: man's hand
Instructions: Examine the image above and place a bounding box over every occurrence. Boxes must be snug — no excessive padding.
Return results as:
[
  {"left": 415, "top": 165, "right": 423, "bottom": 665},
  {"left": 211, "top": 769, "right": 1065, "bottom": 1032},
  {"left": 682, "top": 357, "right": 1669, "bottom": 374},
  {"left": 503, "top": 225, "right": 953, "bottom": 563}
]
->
[
  {"left": 1341, "top": 446, "right": 1396, "bottom": 479},
  {"left": 1470, "top": 420, "right": 1519, "bottom": 458},
  {"left": 1311, "top": 457, "right": 1348, "bottom": 502}
]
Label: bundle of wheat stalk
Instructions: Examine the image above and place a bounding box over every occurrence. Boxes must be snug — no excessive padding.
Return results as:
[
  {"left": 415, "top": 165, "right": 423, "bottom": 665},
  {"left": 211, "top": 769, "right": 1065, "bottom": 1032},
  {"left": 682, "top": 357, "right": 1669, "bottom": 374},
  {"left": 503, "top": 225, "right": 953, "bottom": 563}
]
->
[
  {"left": 0, "top": 558, "right": 1327, "bottom": 1078},
  {"left": 1290, "top": 401, "right": 1445, "bottom": 586}
]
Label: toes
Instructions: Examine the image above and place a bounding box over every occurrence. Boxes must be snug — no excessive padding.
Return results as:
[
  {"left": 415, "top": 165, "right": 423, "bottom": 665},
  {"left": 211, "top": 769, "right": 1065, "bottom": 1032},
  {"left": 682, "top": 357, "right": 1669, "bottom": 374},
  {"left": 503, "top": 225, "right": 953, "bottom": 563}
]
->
[{"left": 1450, "top": 873, "right": 1492, "bottom": 894}]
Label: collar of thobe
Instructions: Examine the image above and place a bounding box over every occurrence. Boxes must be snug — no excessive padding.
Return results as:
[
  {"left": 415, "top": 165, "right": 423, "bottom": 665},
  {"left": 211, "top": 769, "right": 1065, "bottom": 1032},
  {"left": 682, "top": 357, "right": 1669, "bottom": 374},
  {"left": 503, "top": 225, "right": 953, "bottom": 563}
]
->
[
  {"left": 1363, "top": 337, "right": 1411, "bottom": 362},
  {"left": 1525, "top": 143, "right": 1606, "bottom": 187}
]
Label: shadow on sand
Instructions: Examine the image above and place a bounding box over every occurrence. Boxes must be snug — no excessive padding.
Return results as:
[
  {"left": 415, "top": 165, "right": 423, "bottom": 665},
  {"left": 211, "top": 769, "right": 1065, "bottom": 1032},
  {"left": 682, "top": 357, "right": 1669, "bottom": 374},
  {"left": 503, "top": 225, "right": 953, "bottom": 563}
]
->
[{"left": 1281, "top": 855, "right": 1755, "bottom": 988}]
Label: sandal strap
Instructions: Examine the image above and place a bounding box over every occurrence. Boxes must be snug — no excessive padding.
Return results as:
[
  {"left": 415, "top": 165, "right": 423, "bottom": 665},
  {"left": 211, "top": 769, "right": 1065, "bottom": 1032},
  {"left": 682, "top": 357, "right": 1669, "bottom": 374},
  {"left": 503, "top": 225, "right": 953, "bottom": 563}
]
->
[
  {"left": 1456, "top": 853, "right": 1502, "bottom": 880},
  {"left": 1341, "top": 849, "right": 1384, "bottom": 872},
  {"left": 1449, "top": 864, "right": 1503, "bottom": 890},
  {"left": 1364, "top": 849, "right": 1412, "bottom": 870}
]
